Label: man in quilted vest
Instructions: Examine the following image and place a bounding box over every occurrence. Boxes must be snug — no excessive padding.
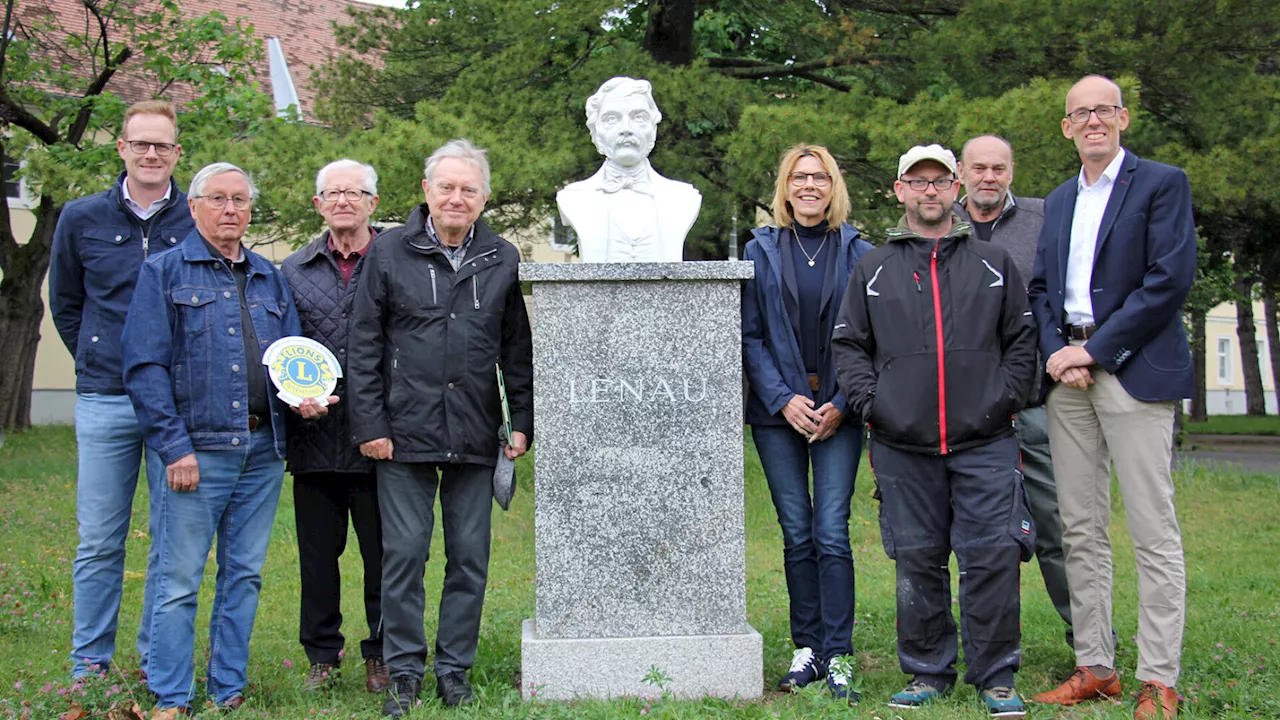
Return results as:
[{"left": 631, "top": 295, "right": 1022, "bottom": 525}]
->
[{"left": 281, "top": 159, "right": 390, "bottom": 694}]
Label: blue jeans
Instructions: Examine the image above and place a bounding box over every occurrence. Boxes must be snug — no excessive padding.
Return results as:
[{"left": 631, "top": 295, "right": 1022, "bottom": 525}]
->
[
  {"left": 146, "top": 428, "right": 284, "bottom": 708},
  {"left": 751, "top": 421, "right": 862, "bottom": 658},
  {"left": 71, "top": 393, "right": 162, "bottom": 677}
]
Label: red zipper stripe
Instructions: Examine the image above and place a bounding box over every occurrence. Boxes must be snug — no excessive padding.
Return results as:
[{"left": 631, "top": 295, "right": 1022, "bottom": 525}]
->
[{"left": 930, "top": 243, "right": 948, "bottom": 454}]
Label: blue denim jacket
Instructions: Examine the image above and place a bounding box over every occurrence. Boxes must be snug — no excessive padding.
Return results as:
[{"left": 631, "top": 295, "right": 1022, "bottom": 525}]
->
[
  {"left": 122, "top": 230, "right": 301, "bottom": 465},
  {"left": 49, "top": 174, "right": 194, "bottom": 394}
]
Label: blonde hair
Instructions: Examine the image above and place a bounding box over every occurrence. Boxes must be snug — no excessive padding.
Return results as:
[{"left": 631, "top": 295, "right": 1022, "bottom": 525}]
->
[
  {"left": 123, "top": 100, "right": 178, "bottom": 138},
  {"left": 771, "top": 145, "right": 850, "bottom": 228}
]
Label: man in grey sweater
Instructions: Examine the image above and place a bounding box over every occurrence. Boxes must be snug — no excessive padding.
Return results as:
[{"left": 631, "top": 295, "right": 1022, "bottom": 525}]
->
[{"left": 953, "top": 135, "right": 1074, "bottom": 643}]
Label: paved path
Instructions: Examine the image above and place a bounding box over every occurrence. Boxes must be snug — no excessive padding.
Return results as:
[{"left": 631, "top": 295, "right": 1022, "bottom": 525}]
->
[{"left": 1177, "top": 435, "right": 1280, "bottom": 474}]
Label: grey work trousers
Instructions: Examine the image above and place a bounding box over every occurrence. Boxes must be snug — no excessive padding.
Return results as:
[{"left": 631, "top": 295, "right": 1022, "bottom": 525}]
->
[
  {"left": 377, "top": 460, "right": 493, "bottom": 679},
  {"left": 1013, "top": 405, "right": 1073, "bottom": 628}
]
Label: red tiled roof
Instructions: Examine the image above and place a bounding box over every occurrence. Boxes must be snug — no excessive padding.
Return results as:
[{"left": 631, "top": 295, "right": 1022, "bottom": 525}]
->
[{"left": 21, "top": 0, "right": 382, "bottom": 122}]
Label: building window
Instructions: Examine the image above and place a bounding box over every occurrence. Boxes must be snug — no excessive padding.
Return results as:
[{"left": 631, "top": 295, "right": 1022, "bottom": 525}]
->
[
  {"left": 2, "top": 153, "right": 19, "bottom": 200},
  {"left": 549, "top": 215, "right": 576, "bottom": 252},
  {"left": 2, "top": 151, "right": 34, "bottom": 209},
  {"left": 1217, "top": 337, "right": 1232, "bottom": 384}
]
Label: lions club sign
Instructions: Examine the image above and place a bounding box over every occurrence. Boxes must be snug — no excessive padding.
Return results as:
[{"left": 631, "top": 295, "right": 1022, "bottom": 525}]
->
[{"left": 263, "top": 336, "right": 341, "bottom": 407}]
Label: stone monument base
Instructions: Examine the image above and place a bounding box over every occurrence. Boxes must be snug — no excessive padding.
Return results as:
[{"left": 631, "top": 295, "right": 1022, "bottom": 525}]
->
[{"left": 520, "top": 619, "right": 763, "bottom": 701}]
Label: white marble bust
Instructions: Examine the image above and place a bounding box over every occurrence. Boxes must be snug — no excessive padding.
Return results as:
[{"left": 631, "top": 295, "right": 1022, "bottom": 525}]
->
[{"left": 557, "top": 77, "right": 702, "bottom": 263}]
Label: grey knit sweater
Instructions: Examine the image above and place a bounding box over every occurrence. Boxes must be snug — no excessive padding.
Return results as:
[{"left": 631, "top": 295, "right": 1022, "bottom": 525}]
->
[{"left": 953, "top": 193, "right": 1045, "bottom": 284}]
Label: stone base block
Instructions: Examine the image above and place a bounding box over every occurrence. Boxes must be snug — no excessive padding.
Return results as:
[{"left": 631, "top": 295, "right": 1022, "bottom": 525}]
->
[{"left": 520, "top": 619, "right": 763, "bottom": 701}]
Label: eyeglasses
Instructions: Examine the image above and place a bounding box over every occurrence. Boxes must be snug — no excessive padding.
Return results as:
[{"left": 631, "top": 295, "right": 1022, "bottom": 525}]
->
[
  {"left": 1065, "top": 105, "right": 1122, "bottom": 124},
  {"left": 125, "top": 141, "right": 177, "bottom": 157},
  {"left": 434, "top": 182, "right": 482, "bottom": 200},
  {"left": 789, "top": 172, "right": 832, "bottom": 188},
  {"left": 901, "top": 177, "right": 956, "bottom": 192},
  {"left": 193, "top": 194, "right": 252, "bottom": 210},
  {"left": 320, "top": 189, "right": 373, "bottom": 203}
]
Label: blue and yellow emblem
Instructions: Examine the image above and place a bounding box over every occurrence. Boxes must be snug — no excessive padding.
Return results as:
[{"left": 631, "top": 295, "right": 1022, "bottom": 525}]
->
[{"left": 263, "top": 336, "right": 342, "bottom": 407}]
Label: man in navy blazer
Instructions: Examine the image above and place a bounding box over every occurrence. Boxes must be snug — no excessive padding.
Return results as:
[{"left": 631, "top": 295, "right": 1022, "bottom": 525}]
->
[{"left": 1028, "top": 75, "right": 1194, "bottom": 720}]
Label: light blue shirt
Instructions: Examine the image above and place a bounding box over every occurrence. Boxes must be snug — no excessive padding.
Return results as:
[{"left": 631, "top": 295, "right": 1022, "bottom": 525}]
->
[{"left": 121, "top": 177, "right": 172, "bottom": 221}]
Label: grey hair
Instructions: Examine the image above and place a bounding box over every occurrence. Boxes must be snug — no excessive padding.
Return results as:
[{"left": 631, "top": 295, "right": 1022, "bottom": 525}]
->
[
  {"left": 189, "top": 162, "right": 259, "bottom": 200},
  {"left": 423, "top": 139, "right": 491, "bottom": 196},
  {"left": 315, "top": 159, "right": 378, "bottom": 195},
  {"left": 585, "top": 77, "right": 663, "bottom": 133}
]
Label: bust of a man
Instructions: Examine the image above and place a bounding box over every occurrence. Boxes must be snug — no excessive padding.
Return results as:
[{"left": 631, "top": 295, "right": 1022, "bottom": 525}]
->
[{"left": 557, "top": 77, "right": 702, "bottom": 263}]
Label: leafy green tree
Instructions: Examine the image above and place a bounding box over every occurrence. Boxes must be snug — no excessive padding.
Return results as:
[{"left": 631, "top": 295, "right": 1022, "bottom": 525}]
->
[{"left": 0, "top": 0, "right": 273, "bottom": 430}]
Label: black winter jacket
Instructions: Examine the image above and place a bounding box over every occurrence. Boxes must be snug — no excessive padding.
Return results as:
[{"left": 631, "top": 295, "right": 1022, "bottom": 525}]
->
[
  {"left": 347, "top": 206, "right": 533, "bottom": 466},
  {"left": 281, "top": 231, "right": 376, "bottom": 476},
  {"left": 832, "top": 217, "right": 1037, "bottom": 455}
]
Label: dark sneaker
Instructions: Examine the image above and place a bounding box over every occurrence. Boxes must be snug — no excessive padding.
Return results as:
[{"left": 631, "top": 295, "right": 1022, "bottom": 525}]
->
[
  {"left": 825, "top": 654, "right": 860, "bottom": 704},
  {"left": 778, "top": 647, "right": 826, "bottom": 692},
  {"left": 304, "top": 662, "right": 339, "bottom": 692},
  {"left": 382, "top": 674, "right": 421, "bottom": 717},
  {"left": 435, "top": 670, "right": 473, "bottom": 707},
  {"left": 981, "top": 686, "right": 1027, "bottom": 717},
  {"left": 889, "top": 679, "right": 951, "bottom": 709}
]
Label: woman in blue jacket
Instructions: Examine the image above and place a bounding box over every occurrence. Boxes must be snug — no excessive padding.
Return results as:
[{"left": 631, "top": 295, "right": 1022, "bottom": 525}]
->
[{"left": 742, "top": 145, "right": 874, "bottom": 702}]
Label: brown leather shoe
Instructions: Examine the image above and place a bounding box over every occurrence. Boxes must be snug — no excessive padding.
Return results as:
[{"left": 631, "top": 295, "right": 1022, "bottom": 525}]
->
[
  {"left": 1135, "top": 681, "right": 1178, "bottom": 719},
  {"left": 222, "top": 695, "right": 246, "bottom": 711},
  {"left": 305, "top": 662, "right": 339, "bottom": 691},
  {"left": 365, "top": 656, "right": 392, "bottom": 693},
  {"left": 1031, "top": 666, "right": 1121, "bottom": 705}
]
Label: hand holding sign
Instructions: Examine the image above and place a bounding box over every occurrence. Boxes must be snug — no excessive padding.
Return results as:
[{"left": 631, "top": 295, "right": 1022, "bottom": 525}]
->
[{"left": 263, "top": 336, "right": 343, "bottom": 407}]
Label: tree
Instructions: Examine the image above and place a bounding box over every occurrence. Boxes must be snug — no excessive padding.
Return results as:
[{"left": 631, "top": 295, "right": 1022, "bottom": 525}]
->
[
  {"left": 303, "top": 0, "right": 1277, "bottom": 412},
  {"left": 1265, "top": 288, "right": 1280, "bottom": 413},
  {"left": 0, "top": 0, "right": 273, "bottom": 430},
  {"left": 1233, "top": 273, "right": 1267, "bottom": 415}
]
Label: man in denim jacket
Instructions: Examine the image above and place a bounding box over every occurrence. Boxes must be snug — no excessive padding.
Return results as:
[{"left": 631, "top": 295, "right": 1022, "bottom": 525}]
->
[
  {"left": 122, "top": 162, "right": 300, "bottom": 714},
  {"left": 49, "top": 100, "right": 192, "bottom": 679}
]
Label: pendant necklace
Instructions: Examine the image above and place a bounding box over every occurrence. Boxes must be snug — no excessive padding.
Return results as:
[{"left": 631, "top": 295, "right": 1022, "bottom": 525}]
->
[{"left": 792, "top": 225, "right": 828, "bottom": 267}]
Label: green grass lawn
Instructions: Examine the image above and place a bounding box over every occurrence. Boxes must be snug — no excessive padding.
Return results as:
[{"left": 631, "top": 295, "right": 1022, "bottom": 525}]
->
[
  {"left": 1, "top": 427, "right": 1277, "bottom": 718},
  {"left": 1185, "top": 415, "right": 1280, "bottom": 436}
]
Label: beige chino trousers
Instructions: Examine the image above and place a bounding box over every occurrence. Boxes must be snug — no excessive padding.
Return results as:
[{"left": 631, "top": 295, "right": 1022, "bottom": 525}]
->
[{"left": 1045, "top": 347, "right": 1185, "bottom": 687}]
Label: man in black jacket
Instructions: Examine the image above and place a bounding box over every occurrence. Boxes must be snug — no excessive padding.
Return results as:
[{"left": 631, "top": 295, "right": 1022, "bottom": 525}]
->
[
  {"left": 281, "top": 159, "right": 390, "bottom": 694},
  {"left": 833, "top": 144, "right": 1037, "bottom": 717},
  {"left": 348, "top": 139, "right": 533, "bottom": 716}
]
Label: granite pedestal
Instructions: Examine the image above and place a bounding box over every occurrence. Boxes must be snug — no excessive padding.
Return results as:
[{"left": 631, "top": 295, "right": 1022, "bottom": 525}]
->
[{"left": 519, "top": 261, "right": 762, "bottom": 701}]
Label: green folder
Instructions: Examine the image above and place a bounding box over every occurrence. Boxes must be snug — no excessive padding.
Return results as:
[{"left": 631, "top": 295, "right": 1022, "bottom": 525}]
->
[{"left": 496, "top": 363, "right": 513, "bottom": 445}]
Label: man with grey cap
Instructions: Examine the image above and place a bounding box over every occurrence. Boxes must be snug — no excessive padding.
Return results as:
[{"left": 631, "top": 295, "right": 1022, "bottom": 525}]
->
[{"left": 832, "top": 144, "right": 1037, "bottom": 717}]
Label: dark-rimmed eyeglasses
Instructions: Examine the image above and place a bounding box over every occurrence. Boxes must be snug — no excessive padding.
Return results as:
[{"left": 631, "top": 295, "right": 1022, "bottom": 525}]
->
[
  {"left": 901, "top": 177, "right": 956, "bottom": 192},
  {"left": 319, "top": 189, "right": 374, "bottom": 203},
  {"left": 1066, "top": 105, "right": 1122, "bottom": 125},
  {"left": 192, "top": 194, "right": 252, "bottom": 210},
  {"left": 125, "top": 141, "right": 177, "bottom": 157},
  {"left": 789, "top": 172, "right": 832, "bottom": 187}
]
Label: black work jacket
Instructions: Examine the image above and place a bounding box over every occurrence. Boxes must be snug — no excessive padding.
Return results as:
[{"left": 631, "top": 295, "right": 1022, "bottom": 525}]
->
[
  {"left": 347, "top": 205, "right": 534, "bottom": 466},
  {"left": 832, "top": 217, "right": 1037, "bottom": 455},
  {"left": 281, "top": 231, "right": 375, "bottom": 475}
]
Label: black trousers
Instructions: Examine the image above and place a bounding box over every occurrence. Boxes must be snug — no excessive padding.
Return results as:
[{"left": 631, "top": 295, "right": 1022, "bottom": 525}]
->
[
  {"left": 293, "top": 471, "right": 384, "bottom": 665},
  {"left": 377, "top": 461, "right": 493, "bottom": 679},
  {"left": 870, "top": 435, "right": 1034, "bottom": 690}
]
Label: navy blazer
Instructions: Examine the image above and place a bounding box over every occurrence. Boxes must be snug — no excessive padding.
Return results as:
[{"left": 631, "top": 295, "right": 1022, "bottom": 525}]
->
[
  {"left": 1028, "top": 150, "right": 1196, "bottom": 402},
  {"left": 742, "top": 223, "right": 874, "bottom": 425}
]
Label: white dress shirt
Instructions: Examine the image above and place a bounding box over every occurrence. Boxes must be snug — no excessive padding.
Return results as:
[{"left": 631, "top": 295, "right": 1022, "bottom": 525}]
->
[
  {"left": 121, "top": 176, "right": 172, "bottom": 221},
  {"left": 1064, "top": 148, "right": 1126, "bottom": 325}
]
